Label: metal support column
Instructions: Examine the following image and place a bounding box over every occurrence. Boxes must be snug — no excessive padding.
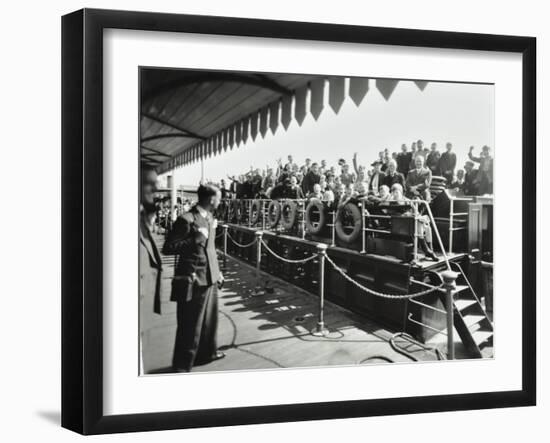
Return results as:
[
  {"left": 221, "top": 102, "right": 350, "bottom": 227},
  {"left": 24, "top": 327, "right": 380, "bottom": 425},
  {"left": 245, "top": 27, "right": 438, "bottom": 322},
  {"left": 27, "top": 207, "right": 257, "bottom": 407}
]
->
[
  {"left": 252, "top": 230, "right": 263, "bottom": 295},
  {"left": 412, "top": 201, "right": 419, "bottom": 263},
  {"left": 312, "top": 243, "right": 329, "bottom": 337},
  {"left": 448, "top": 198, "right": 454, "bottom": 254},
  {"left": 222, "top": 224, "right": 228, "bottom": 267},
  {"left": 360, "top": 202, "right": 366, "bottom": 254}
]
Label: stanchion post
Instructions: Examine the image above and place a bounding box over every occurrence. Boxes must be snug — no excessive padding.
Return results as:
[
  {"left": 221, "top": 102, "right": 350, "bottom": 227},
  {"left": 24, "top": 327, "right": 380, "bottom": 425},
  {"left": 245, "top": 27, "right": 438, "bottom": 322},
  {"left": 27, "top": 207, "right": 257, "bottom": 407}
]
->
[
  {"left": 252, "top": 231, "right": 264, "bottom": 295},
  {"left": 262, "top": 200, "right": 265, "bottom": 230},
  {"left": 360, "top": 202, "right": 366, "bottom": 254},
  {"left": 255, "top": 231, "right": 263, "bottom": 272},
  {"left": 301, "top": 201, "right": 306, "bottom": 239},
  {"left": 449, "top": 198, "right": 454, "bottom": 254},
  {"left": 312, "top": 243, "right": 329, "bottom": 337},
  {"left": 441, "top": 270, "right": 458, "bottom": 360},
  {"left": 330, "top": 211, "right": 336, "bottom": 247},
  {"left": 222, "top": 224, "right": 228, "bottom": 267},
  {"left": 412, "top": 201, "right": 419, "bottom": 263}
]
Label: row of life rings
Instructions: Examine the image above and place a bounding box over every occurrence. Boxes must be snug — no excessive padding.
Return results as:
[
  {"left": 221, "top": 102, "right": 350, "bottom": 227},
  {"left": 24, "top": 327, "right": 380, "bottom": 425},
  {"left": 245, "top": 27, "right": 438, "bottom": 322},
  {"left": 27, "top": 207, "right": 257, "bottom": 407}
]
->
[{"left": 220, "top": 199, "right": 363, "bottom": 243}]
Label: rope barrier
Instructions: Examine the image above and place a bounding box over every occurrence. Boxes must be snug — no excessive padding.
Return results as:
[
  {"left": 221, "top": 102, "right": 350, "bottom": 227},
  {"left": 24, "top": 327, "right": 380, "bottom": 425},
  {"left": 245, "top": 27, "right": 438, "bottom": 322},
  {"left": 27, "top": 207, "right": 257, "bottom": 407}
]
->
[
  {"left": 324, "top": 254, "right": 442, "bottom": 299},
  {"left": 226, "top": 231, "right": 257, "bottom": 248},
  {"left": 260, "top": 239, "right": 318, "bottom": 264}
]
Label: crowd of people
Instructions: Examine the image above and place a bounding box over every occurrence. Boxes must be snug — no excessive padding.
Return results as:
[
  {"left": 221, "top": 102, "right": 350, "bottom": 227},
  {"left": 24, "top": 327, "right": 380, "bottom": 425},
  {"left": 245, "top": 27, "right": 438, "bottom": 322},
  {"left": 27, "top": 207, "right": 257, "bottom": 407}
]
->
[{"left": 206, "top": 140, "right": 493, "bottom": 207}]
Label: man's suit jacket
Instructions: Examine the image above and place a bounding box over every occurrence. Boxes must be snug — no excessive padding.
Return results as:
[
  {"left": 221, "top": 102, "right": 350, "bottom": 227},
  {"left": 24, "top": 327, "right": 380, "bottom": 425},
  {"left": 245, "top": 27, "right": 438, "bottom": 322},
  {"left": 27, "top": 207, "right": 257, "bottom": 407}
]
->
[
  {"left": 139, "top": 215, "right": 163, "bottom": 331},
  {"left": 426, "top": 151, "right": 441, "bottom": 174},
  {"left": 368, "top": 171, "right": 386, "bottom": 192},
  {"left": 301, "top": 171, "right": 321, "bottom": 194},
  {"left": 382, "top": 172, "right": 405, "bottom": 189},
  {"left": 405, "top": 167, "right": 432, "bottom": 193},
  {"left": 396, "top": 152, "right": 412, "bottom": 175},
  {"left": 438, "top": 151, "right": 457, "bottom": 175},
  {"left": 163, "top": 206, "right": 221, "bottom": 301}
]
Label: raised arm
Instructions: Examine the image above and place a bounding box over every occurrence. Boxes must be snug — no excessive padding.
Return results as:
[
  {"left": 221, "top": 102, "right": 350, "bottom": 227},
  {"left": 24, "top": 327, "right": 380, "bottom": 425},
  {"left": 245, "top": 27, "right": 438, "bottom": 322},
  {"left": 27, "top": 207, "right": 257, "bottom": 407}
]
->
[
  {"left": 352, "top": 153, "right": 360, "bottom": 175},
  {"left": 162, "top": 215, "right": 192, "bottom": 255},
  {"left": 468, "top": 146, "right": 481, "bottom": 163}
]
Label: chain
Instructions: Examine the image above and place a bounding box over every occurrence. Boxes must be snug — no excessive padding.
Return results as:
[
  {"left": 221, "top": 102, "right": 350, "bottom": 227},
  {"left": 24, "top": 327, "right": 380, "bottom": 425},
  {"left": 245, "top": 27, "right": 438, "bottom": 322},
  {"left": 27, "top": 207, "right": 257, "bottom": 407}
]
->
[
  {"left": 324, "top": 254, "right": 443, "bottom": 299},
  {"left": 226, "top": 231, "right": 257, "bottom": 248},
  {"left": 260, "top": 239, "right": 318, "bottom": 264}
]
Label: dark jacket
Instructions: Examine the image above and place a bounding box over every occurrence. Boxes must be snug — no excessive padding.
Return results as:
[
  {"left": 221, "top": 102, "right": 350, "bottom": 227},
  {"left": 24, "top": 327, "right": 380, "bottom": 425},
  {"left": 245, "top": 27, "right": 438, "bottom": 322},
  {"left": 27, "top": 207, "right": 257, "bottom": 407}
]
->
[
  {"left": 396, "top": 152, "right": 412, "bottom": 175},
  {"left": 405, "top": 167, "right": 432, "bottom": 193},
  {"left": 438, "top": 151, "right": 457, "bottom": 176},
  {"left": 381, "top": 172, "right": 405, "bottom": 189},
  {"left": 368, "top": 171, "right": 386, "bottom": 192},
  {"left": 140, "top": 215, "right": 163, "bottom": 330},
  {"left": 301, "top": 171, "right": 321, "bottom": 194},
  {"left": 163, "top": 206, "right": 221, "bottom": 300},
  {"left": 426, "top": 150, "right": 441, "bottom": 174},
  {"left": 463, "top": 169, "right": 480, "bottom": 195},
  {"left": 284, "top": 185, "right": 305, "bottom": 199}
]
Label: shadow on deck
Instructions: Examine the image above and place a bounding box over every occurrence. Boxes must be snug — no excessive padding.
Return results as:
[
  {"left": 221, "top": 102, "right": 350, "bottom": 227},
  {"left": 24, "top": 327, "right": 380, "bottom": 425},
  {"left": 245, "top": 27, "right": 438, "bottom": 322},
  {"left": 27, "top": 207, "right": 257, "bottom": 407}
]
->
[{"left": 142, "top": 233, "right": 451, "bottom": 375}]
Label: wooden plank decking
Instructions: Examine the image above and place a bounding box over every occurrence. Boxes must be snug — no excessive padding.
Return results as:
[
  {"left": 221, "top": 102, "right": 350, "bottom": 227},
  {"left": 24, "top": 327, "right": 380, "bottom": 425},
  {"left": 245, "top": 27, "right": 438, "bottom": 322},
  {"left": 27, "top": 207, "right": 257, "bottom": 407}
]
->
[{"left": 142, "top": 233, "right": 472, "bottom": 375}]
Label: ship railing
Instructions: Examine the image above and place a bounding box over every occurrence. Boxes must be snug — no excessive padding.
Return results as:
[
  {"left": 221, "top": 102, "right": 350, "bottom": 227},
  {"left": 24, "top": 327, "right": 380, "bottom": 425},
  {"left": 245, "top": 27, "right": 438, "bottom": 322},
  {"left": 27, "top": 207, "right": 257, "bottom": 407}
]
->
[
  {"left": 218, "top": 223, "right": 457, "bottom": 358},
  {"left": 220, "top": 197, "right": 450, "bottom": 270},
  {"left": 447, "top": 195, "right": 472, "bottom": 254},
  {"left": 358, "top": 198, "right": 450, "bottom": 270}
]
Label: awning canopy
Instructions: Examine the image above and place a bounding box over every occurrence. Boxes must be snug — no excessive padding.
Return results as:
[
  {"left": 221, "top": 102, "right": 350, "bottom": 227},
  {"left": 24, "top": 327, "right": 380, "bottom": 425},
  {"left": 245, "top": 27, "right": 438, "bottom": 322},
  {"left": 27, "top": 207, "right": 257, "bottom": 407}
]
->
[{"left": 140, "top": 68, "right": 428, "bottom": 173}]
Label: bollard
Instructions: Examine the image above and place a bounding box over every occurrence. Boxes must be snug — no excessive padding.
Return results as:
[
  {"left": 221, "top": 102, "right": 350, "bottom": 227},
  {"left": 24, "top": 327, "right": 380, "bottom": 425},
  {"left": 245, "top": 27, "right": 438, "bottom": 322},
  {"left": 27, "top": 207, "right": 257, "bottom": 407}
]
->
[
  {"left": 440, "top": 270, "right": 459, "bottom": 360},
  {"left": 312, "top": 243, "right": 329, "bottom": 337},
  {"left": 222, "top": 224, "right": 228, "bottom": 268}
]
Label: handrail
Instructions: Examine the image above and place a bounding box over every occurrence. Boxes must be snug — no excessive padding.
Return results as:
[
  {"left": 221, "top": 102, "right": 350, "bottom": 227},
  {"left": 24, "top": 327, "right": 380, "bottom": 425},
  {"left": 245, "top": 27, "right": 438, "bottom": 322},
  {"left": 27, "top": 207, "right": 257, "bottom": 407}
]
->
[
  {"left": 418, "top": 200, "right": 451, "bottom": 270},
  {"left": 220, "top": 197, "right": 451, "bottom": 270},
  {"left": 407, "top": 313, "right": 447, "bottom": 336}
]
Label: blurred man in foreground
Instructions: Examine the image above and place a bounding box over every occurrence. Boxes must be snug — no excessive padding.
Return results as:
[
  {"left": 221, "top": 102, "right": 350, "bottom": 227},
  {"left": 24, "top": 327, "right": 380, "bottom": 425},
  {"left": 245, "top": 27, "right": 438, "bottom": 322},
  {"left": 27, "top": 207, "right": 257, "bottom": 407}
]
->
[{"left": 139, "top": 166, "right": 163, "bottom": 373}]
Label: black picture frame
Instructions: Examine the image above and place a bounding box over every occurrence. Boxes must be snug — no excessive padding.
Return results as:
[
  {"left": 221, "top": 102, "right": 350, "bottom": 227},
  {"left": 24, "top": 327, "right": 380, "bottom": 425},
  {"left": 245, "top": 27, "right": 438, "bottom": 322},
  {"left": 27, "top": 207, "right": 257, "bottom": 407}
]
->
[{"left": 61, "top": 8, "right": 536, "bottom": 435}]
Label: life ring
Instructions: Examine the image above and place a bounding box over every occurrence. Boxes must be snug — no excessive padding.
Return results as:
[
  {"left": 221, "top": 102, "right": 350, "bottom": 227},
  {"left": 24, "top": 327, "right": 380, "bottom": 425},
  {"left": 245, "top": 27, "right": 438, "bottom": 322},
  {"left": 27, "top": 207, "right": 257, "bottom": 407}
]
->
[
  {"left": 267, "top": 200, "right": 281, "bottom": 228},
  {"left": 280, "top": 201, "right": 298, "bottom": 230},
  {"left": 249, "top": 200, "right": 262, "bottom": 225},
  {"left": 305, "top": 199, "right": 326, "bottom": 235},
  {"left": 335, "top": 201, "right": 362, "bottom": 243}
]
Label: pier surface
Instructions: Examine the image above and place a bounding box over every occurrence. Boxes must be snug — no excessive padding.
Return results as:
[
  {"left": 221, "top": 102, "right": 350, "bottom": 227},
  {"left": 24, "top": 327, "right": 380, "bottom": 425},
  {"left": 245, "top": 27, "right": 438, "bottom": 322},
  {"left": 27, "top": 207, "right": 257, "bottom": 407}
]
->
[{"left": 143, "top": 233, "right": 474, "bottom": 374}]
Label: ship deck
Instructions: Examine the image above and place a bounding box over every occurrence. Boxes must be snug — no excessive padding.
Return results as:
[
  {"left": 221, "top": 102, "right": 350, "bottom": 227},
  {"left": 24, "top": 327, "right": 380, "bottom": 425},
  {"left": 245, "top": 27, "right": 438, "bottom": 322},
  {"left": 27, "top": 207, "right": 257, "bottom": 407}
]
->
[{"left": 142, "top": 233, "right": 477, "bottom": 375}]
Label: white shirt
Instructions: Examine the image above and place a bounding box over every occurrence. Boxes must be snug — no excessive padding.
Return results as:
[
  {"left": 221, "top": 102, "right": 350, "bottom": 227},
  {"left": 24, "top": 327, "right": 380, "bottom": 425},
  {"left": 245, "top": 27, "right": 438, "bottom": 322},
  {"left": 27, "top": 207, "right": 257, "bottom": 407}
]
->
[{"left": 371, "top": 173, "right": 379, "bottom": 191}]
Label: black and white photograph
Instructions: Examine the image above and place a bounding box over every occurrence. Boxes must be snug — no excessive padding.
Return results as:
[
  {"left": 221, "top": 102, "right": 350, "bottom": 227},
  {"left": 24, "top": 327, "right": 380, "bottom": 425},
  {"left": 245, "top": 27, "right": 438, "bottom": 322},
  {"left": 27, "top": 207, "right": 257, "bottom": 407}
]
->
[
  {"left": 139, "top": 68, "right": 495, "bottom": 375},
  {"left": 1, "top": 0, "right": 546, "bottom": 440}
]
